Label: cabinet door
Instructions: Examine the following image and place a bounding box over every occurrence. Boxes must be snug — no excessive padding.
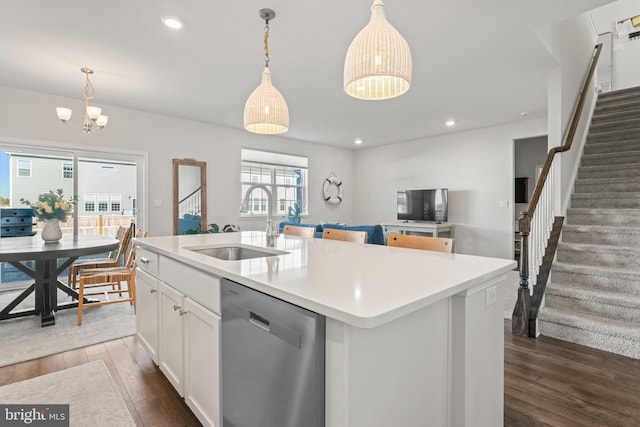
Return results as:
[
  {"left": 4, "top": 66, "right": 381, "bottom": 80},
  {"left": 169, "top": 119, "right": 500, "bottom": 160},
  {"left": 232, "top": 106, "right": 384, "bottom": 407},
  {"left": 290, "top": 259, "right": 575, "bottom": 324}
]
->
[
  {"left": 159, "top": 282, "right": 185, "bottom": 396},
  {"left": 184, "top": 298, "right": 221, "bottom": 427},
  {"left": 136, "top": 269, "right": 159, "bottom": 363}
]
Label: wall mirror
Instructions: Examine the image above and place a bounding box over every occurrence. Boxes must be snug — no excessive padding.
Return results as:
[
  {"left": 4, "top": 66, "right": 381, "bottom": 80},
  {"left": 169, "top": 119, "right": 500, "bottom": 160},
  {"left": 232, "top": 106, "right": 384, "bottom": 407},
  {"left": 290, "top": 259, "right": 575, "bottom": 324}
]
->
[{"left": 173, "top": 159, "right": 207, "bottom": 235}]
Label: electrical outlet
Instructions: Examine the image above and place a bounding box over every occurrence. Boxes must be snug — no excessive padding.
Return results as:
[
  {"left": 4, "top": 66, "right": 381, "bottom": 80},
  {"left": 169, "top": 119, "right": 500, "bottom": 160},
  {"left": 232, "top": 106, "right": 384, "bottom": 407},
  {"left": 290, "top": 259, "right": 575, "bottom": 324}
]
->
[{"left": 485, "top": 286, "right": 497, "bottom": 307}]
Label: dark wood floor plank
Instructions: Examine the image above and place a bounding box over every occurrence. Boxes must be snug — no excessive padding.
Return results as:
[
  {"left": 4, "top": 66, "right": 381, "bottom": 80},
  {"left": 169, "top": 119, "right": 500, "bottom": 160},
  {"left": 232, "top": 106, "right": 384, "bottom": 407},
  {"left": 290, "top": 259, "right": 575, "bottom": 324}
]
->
[
  {"left": 12, "top": 353, "right": 65, "bottom": 382},
  {"left": 504, "top": 320, "right": 640, "bottom": 426},
  {"left": 62, "top": 347, "right": 89, "bottom": 368},
  {"left": 3, "top": 322, "right": 640, "bottom": 427},
  {"left": 0, "top": 364, "right": 16, "bottom": 386}
]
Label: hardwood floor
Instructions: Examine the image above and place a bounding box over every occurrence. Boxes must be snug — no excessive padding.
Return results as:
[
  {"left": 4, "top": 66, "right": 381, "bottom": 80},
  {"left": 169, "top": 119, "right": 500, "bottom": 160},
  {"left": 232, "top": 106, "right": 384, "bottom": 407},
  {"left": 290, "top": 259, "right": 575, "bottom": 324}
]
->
[
  {"left": 1, "top": 323, "right": 639, "bottom": 426},
  {"left": 504, "top": 320, "right": 640, "bottom": 427},
  {"left": 0, "top": 335, "right": 200, "bottom": 427}
]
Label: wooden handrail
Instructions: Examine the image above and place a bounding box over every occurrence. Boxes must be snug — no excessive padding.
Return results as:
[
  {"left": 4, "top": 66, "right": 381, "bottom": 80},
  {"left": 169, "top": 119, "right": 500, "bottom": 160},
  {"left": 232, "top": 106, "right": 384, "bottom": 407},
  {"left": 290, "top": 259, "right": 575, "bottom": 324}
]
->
[{"left": 513, "top": 43, "right": 602, "bottom": 337}]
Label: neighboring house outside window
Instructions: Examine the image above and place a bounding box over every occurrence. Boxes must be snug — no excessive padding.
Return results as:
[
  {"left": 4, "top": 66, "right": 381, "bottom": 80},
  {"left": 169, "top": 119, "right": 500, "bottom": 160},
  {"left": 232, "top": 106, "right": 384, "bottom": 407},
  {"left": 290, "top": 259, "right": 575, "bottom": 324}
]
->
[
  {"left": 240, "top": 149, "right": 308, "bottom": 217},
  {"left": 17, "top": 159, "right": 31, "bottom": 177},
  {"left": 62, "top": 163, "right": 73, "bottom": 179},
  {"left": 97, "top": 193, "right": 109, "bottom": 212},
  {"left": 110, "top": 194, "right": 122, "bottom": 212},
  {"left": 84, "top": 193, "right": 96, "bottom": 212}
]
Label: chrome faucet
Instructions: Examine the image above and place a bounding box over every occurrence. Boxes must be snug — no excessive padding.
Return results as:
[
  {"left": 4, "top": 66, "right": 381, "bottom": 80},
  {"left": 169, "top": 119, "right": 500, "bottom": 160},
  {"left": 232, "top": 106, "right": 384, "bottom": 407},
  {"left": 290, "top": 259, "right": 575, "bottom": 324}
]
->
[{"left": 240, "top": 184, "right": 279, "bottom": 245}]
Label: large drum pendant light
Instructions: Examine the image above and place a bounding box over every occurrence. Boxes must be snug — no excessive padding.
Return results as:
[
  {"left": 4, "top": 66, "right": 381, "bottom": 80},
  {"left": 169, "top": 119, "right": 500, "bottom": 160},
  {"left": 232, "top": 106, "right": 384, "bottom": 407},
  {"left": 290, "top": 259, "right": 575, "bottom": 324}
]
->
[
  {"left": 243, "top": 8, "right": 289, "bottom": 135},
  {"left": 344, "top": 0, "right": 412, "bottom": 100}
]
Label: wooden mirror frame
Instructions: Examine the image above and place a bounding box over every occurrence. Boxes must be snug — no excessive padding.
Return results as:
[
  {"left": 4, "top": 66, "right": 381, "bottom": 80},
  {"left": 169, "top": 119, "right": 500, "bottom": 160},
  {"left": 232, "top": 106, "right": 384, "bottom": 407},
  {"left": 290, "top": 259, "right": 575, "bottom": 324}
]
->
[{"left": 173, "top": 159, "right": 207, "bottom": 235}]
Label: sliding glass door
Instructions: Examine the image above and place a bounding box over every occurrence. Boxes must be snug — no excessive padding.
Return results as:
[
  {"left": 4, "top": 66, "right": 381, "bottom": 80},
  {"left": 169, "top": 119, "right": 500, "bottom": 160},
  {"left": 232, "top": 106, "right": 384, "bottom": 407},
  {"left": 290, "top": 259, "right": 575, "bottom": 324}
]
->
[{"left": 0, "top": 142, "right": 145, "bottom": 288}]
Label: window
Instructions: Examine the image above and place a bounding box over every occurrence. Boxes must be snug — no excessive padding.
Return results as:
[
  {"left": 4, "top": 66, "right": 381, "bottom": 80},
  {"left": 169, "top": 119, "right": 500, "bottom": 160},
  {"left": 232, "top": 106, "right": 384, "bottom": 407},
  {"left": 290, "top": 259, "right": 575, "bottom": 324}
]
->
[
  {"left": 17, "top": 159, "right": 31, "bottom": 177},
  {"left": 97, "top": 193, "right": 109, "bottom": 212},
  {"left": 241, "top": 149, "right": 308, "bottom": 217},
  {"left": 110, "top": 194, "right": 122, "bottom": 212},
  {"left": 62, "top": 163, "right": 73, "bottom": 179},
  {"left": 84, "top": 193, "right": 96, "bottom": 212}
]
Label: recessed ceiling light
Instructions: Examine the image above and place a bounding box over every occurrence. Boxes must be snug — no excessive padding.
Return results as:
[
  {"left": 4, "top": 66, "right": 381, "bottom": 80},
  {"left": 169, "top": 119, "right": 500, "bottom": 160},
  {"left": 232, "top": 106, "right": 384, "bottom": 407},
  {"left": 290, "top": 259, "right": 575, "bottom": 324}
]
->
[
  {"left": 445, "top": 120, "right": 456, "bottom": 127},
  {"left": 162, "top": 16, "right": 183, "bottom": 30},
  {"left": 354, "top": 138, "right": 363, "bottom": 145},
  {"left": 520, "top": 112, "right": 529, "bottom": 118}
]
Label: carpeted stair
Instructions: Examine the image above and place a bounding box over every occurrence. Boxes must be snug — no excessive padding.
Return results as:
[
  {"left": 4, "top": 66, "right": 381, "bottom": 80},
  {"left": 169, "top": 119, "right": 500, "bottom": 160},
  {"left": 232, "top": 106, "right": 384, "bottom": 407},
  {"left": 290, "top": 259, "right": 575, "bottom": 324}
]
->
[{"left": 538, "top": 86, "right": 640, "bottom": 359}]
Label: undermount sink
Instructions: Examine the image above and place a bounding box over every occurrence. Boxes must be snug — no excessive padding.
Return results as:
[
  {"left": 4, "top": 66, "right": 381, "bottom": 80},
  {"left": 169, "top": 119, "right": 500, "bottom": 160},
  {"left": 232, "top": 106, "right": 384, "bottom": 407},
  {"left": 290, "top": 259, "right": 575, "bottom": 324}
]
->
[{"left": 185, "top": 244, "right": 288, "bottom": 261}]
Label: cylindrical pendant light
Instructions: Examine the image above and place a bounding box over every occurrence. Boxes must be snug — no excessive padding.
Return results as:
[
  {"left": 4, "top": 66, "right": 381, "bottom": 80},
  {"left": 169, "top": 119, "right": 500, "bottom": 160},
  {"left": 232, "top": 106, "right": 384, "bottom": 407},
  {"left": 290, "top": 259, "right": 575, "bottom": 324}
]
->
[
  {"left": 344, "top": 0, "right": 412, "bottom": 100},
  {"left": 243, "top": 8, "right": 289, "bottom": 134}
]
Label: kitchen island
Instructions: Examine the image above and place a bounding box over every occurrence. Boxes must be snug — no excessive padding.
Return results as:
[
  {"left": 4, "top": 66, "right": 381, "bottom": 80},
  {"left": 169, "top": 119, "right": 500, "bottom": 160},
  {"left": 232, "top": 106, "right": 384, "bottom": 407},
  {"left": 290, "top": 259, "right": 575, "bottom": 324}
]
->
[{"left": 135, "top": 231, "right": 515, "bottom": 427}]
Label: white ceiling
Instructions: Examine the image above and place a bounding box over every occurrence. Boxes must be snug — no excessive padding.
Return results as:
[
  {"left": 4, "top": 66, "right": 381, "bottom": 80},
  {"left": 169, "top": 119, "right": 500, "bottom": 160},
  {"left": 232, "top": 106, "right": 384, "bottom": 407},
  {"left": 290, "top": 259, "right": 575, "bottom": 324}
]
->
[{"left": 0, "top": 0, "right": 616, "bottom": 149}]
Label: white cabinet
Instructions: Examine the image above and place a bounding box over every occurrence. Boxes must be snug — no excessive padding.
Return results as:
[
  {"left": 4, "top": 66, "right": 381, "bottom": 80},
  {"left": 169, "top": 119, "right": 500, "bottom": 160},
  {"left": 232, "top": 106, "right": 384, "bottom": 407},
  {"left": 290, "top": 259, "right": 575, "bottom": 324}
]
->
[
  {"left": 136, "top": 247, "right": 221, "bottom": 427},
  {"left": 158, "top": 282, "right": 186, "bottom": 396},
  {"left": 184, "top": 298, "right": 220, "bottom": 427},
  {"left": 135, "top": 268, "right": 159, "bottom": 363}
]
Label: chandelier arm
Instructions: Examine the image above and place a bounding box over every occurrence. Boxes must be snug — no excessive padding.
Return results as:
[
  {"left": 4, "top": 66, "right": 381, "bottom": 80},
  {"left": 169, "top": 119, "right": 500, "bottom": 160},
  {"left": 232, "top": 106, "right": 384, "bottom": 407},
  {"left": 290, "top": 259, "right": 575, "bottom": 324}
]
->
[{"left": 84, "top": 73, "right": 96, "bottom": 101}]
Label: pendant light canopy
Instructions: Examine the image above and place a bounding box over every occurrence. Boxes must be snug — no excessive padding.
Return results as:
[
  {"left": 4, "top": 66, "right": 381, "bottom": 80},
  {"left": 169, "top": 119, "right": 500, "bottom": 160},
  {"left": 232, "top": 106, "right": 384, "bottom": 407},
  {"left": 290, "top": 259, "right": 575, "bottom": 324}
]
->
[
  {"left": 344, "top": 0, "right": 412, "bottom": 100},
  {"left": 243, "top": 8, "right": 289, "bottom": 135}
]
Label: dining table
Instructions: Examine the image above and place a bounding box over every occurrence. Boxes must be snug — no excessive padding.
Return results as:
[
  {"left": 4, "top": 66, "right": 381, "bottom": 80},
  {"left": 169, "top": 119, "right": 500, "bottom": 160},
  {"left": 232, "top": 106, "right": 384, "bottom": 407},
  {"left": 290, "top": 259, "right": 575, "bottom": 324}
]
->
[{"left": 0, "top": 234, "right": 119, "bottom": 326}]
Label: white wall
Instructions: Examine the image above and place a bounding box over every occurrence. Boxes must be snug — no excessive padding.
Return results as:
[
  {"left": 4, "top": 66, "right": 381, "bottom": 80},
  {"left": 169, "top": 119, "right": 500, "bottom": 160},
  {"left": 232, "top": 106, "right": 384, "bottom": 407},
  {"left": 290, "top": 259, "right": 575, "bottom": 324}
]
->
[
  {"left": 546, "top": 13, "right": 599, "bottom": 212},
  {"left": 0, "top": 85, "right": 355, "bottom": 237},
  {"left": 590, "top": 0, "right": 640, "bottom": 90},
  {"left": 352, "top": 118, "right": 547, "bottom": 259}
]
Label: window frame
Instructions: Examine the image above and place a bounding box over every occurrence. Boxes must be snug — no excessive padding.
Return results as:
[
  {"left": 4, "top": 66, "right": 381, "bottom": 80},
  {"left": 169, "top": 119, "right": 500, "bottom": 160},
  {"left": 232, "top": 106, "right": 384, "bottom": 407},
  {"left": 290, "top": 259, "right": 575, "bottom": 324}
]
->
[
  {"left": 62, "top": 162, "right": 73, "bottom": 179},
  {"left": 17, "top": 159, "right": 32, "bottom": 177},
  {"left": 84, "top": 193, "right": 96, "bottom": 212},
  {"left": 240, "top": 150, "right": 308, "bottom": 218}
]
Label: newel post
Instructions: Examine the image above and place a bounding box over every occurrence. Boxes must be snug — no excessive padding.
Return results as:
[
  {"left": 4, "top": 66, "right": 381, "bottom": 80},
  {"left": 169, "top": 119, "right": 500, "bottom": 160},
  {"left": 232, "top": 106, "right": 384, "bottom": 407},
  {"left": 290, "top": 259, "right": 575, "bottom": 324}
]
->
[{"left": 512, "top": 212, "right": 530, "bottom": 336}]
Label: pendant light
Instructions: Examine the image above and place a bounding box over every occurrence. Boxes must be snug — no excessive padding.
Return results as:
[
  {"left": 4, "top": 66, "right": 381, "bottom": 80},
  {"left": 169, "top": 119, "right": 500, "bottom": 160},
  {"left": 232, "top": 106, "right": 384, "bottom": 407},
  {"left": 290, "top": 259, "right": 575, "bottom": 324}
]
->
[
  {"left": 243, "top": 8, "right": 289, "bottom": 135},
  {"left": 344, "top": 0, "right": 412, "bottom": 100}
]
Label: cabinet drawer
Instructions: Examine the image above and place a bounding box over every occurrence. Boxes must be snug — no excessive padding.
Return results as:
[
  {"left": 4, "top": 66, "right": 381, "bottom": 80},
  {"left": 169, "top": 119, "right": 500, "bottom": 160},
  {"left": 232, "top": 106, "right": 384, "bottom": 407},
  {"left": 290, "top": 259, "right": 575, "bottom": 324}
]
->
[
  {"left": 160, "top": 256, "right": 221, "bottom": 315},
  {"left": 1, "top": 216, "right": 32, "bottom": 225},
  {"left": 137, "top": 246, "right": 159, "bottom": 277}
]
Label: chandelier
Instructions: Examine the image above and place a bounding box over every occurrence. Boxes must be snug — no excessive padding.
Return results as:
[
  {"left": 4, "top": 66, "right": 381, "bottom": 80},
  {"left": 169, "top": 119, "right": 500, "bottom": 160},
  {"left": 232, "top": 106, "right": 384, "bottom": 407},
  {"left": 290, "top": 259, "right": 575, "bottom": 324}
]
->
[
  {"left": 243, "top": 8, "right": 289, "bottom": 135},
  {"left": 344, "top": 0, "right": 412, "bottom": 100},
  {"left": 56, "top": 68, "right": 109, "bottom": 133}
]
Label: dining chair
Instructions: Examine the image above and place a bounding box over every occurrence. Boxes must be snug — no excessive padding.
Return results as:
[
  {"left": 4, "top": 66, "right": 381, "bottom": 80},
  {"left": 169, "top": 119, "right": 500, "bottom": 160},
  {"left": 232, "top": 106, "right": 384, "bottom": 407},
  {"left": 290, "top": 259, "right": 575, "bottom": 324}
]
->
[
  {"left": 322, "top": 228, "right": 368, "bottom": 243},
  {"left": 68, "top": 224, "right": 134, "bottom": 289},
  {"left": 77, "top": 241, "right": 138, "bottom": 326},
  {"left": 387, "top": 233, "right": 454, "bottom": 253},
  {"left": 283, "top": 225, "right": 316, "bottom": 238}
]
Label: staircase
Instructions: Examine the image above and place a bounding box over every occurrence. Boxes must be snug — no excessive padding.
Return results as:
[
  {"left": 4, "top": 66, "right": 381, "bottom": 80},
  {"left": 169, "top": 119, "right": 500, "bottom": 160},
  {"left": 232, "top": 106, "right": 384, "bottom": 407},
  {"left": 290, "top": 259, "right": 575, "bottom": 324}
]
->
[{"left": 538, "top": 86, "right": 640, "bottom": 359}]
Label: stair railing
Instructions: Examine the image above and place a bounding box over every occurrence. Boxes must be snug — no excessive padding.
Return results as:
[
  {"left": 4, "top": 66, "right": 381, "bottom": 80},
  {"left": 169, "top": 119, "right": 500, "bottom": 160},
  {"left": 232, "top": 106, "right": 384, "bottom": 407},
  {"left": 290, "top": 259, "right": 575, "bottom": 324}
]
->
[
  {"left": 513, "top": 43, "right": 602, "bottom": 337},
  {"left": 178, "top": 186, "right": 202, "bottom": 218}
]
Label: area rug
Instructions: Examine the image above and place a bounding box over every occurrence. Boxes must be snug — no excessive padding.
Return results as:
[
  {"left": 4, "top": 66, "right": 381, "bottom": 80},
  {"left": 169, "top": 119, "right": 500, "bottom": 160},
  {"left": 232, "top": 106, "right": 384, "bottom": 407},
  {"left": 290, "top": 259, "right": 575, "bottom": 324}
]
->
[
  {"left": 0, "top": 287, "right": 136, "bottom": 367},
  {"left": 0, "top": 360, "right": 135, "bottom": 426}
]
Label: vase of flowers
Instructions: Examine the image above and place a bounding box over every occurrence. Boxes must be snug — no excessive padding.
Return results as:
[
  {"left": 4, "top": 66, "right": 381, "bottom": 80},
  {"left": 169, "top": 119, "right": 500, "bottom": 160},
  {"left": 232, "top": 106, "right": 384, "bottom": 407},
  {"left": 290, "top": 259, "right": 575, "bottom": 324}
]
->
[
  {"left": 21, "top": 189, "right": 76, "bottom": 243},
  {"left": 41, "top": 218, "right": 63, "bottom": 243}
]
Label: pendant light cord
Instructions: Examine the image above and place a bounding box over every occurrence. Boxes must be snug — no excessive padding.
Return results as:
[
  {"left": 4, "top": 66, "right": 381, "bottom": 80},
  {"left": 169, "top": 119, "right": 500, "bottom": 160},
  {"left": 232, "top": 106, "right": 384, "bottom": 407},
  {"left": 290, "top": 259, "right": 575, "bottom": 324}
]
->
[{"left": 263, "top": 18, "right": 270, "bottom": 67}]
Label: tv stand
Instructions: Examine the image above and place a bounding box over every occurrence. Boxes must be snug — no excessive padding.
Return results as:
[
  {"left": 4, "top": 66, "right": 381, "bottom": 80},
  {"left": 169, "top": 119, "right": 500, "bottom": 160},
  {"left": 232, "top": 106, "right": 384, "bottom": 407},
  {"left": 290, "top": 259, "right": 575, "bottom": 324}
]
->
[{"left": 382, "top": 222, "right": 455, "bottom": 239}]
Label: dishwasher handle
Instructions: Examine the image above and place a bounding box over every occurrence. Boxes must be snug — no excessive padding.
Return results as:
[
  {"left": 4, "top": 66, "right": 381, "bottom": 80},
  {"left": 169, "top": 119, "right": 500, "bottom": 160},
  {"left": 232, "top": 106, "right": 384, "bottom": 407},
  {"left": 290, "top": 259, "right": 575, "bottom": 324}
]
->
[
  {"left": 249, "top": 311, "right": 270, "bottom": 332},
  {"left": 245, "top": 309, "right": 301, "bottom": 349}
]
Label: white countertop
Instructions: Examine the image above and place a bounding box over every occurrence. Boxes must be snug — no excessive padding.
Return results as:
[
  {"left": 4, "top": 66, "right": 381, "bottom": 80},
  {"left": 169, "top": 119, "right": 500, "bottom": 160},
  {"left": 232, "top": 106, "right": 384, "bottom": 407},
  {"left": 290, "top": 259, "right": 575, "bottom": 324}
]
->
[{"left": 136, "top": 232, "right": 515, "bottom": 328}]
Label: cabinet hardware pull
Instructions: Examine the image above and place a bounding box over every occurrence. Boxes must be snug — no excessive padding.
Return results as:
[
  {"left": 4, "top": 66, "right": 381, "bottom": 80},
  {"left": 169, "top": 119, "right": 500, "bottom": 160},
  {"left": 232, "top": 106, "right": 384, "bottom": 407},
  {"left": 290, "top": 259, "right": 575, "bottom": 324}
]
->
[
  {"left": 139, "top": 257, "right": 150, "bottom": 264},
  {"left": 173, "top": 304, "right": 181, "bottom": 311},
  {"left": 150, "top": 289, "right": 157, "bottom": 294}
]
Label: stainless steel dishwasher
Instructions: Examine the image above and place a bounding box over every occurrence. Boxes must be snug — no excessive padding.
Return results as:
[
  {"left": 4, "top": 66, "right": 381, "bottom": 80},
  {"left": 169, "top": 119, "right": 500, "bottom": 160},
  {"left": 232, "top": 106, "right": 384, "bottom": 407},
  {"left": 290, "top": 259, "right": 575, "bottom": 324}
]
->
[{"left": 221, "top": 278, "right": 325, "bottom": 427}]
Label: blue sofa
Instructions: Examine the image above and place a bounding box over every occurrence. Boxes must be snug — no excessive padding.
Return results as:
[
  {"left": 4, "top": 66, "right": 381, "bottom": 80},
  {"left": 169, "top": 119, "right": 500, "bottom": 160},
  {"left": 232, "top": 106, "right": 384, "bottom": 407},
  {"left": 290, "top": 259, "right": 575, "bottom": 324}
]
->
[
  {"left": 178, "top": 214, "right": 202, "bottom": 234},
  {"left": 278, "top": 221, "right": 384, "bottom": 245}
]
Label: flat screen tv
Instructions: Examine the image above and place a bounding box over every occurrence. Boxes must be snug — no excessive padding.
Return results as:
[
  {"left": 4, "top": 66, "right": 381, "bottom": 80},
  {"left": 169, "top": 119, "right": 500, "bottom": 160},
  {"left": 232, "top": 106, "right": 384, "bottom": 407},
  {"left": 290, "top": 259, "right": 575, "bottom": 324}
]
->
[{"left": 397, "top": 188, "right": 448, "bottom": 223}]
